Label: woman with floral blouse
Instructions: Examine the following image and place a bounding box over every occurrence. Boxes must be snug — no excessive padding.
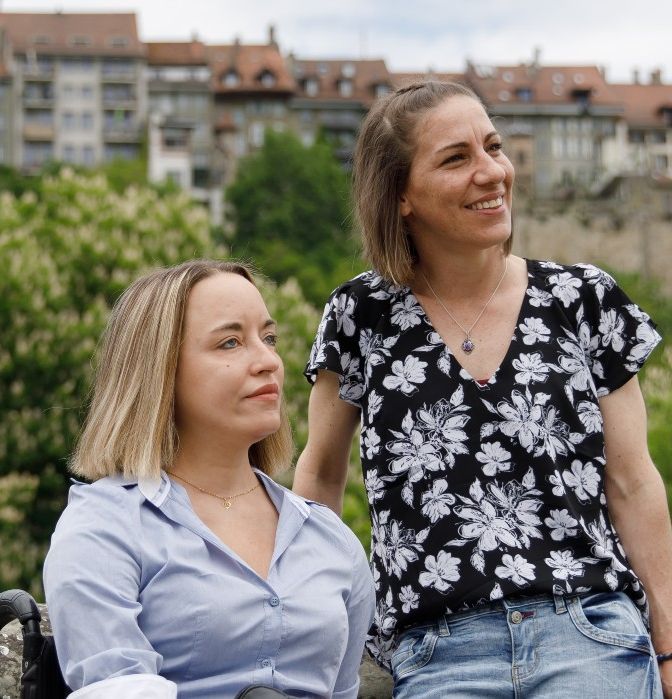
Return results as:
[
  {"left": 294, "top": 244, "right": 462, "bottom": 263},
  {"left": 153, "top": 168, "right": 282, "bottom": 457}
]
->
[{"left": 293, "top": 81, "right": 671, "bottom": 697}]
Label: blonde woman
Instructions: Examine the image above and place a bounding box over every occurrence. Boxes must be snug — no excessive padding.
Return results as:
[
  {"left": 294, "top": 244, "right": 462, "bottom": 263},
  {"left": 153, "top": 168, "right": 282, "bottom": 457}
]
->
[{"left": 43, "top": 260, "right": 374, "bottom": 699}]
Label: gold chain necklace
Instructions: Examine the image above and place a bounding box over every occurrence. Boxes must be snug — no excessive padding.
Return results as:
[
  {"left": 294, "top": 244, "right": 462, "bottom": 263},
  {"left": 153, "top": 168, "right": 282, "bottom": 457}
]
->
[
  {"left": 421, "top": 257, "right": 508, "bottom": 355},
  {"left": 166, "top": 470, "right": 260, "bottom": 510}
]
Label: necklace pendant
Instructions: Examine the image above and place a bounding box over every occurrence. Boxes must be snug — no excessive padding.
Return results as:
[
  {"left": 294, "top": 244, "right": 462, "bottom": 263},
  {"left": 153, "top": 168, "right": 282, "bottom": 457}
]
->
[
  {"left": 461, "top": 338, "right": 476, "bottom": 354},
  {"left": 222, "top": 499, "right": 232, "bottom": 509}
]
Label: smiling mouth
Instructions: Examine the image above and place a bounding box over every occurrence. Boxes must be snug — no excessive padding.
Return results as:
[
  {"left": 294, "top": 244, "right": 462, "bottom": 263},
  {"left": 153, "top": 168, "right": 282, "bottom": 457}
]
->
[{"left": 466, "top": 196, "right": 504, "bottom": 210}]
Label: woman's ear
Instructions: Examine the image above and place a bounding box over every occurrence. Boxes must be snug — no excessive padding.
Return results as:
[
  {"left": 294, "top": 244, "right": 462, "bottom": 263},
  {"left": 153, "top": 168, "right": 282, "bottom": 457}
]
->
[{"left": 399, "top": 192, "right": 412, "bottom": 218}]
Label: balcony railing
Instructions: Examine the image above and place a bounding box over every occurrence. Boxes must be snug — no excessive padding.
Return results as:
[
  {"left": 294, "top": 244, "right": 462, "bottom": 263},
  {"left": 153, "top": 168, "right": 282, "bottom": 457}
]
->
[
  {"left": 103, "top": 124, "right": 143, "bottom": 142},
  {"left": 22, "top": 123, "right": 54, "bottom": 140}
]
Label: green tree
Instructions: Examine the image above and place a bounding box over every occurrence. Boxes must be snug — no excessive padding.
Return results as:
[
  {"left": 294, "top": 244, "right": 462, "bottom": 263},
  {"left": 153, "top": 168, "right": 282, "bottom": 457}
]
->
[{"left": 226, "top": 130, "right": 365, "bottom": 305}]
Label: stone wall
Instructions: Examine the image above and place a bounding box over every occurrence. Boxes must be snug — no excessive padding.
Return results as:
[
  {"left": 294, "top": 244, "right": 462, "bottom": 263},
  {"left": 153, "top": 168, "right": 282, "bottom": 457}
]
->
[{"left": 0, "top": 604, "right": 393, "bottom": 698}]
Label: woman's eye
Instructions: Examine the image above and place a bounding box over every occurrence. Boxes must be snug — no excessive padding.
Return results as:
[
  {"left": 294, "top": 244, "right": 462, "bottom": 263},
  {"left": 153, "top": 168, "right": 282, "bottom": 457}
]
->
[
  {"left": 488, "top": 142, "right": 504, "bottom": 153},
  {"left": 442, "top": 154, "right": 464, "bottom": 165},
  {"left": 264, "top": 334, "right": 278, "bottom": 347},
  {"left": 219, "top": 338, "right": 240, "bottom": 349}
]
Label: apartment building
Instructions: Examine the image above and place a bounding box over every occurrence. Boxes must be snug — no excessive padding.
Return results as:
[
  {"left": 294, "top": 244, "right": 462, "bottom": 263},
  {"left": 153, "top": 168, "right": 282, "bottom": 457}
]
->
[
  {"left": 606, "top": 73, "right": 672, "bottom": 179},
  {"left": 0, "top": 12, "right": 146, "bottom": 171},
  {"left": 289, "top": 56, "right": 392, "bottom": 164},
  {"left": 146, "top": 39, "right": 213, "bottom": 193},
  {"left": 464, "top": 57, "right": 623, "bottom": 197},
  {"left": 208, "top": 29, "right": 294, "bottom": 187}
]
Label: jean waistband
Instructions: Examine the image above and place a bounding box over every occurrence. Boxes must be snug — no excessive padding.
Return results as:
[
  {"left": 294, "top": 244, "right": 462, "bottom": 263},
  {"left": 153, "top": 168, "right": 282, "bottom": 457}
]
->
[{"left": 434, "top": 592, "right": 570, "bottom": 636}]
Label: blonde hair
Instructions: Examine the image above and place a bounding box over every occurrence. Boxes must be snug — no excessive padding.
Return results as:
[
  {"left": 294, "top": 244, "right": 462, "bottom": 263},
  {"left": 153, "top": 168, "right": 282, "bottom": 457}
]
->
[
  {"left": 353, "top": 80, "right": 513, "bottom": 285},
  {"left": 71, "top": 259, "right": 293, "bottom": 481}
]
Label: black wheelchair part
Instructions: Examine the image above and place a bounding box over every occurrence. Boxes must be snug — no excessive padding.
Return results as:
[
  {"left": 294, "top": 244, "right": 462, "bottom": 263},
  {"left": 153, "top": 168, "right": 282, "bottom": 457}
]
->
[{"left": 0, "top": 589, "right": 71, "bottom": 699}]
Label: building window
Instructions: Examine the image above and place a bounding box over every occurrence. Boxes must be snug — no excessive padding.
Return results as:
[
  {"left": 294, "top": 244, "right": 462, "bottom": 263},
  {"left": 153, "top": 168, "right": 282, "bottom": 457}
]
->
[
  {"left": 23, "top": 140, "right": 53, "bottom": 166},
  {"left": 162, "top": 128, "right": 189, "bottom": 149},
  {"left": 516, "top": 88, "right": 533, "bottom": 102},
  {"left": 62, "top": 112, "right": 76, "bottom": 130},
  {"left": 259, "top": 70, "right": 277, "bottom": 88},
  {"left": 341, "top": 62, "right": 355, "bottom": 78},
  {"left": 82, "top": 145, "right": 95, "bottom": 165},
  {"left": 61, "top": 57, "right": 93, "bottom": 72},
  {"left": 339, "top": 79, "right": 353, "bottom": 98},
  {"left": 222, "top": 70, "right": 240, "bottom": 88},
  {"left": 32, "top": 35, "right": 52, "bottom": 46},
  {"left": 628, "top": 130, "right": 646, "bottom": 143},
  {"left": 374, "top": 84, "right": 391, "bottom": 98},
  {"left": 249, "top": 122, "right": 265, "bottom": 147},
  {"left": 81, "top": 85, "right": 94, "bottom": 100},
  {"left": 654, "top": 154, "right": 669, "bottom": 171},
  {"left": 63, "top": 144, "right": 76, "bottom": 162},
  {"left": 108, "top": 36, "right": 129, "bottom": 48},
  {"left": 82, "top": 112, "right": 94, "bottom": 130},
  {"left": 498, "top": 90, "right": 511, "bottom": 102},
  {"left": 69, "top": 35, "right": 92, "bottom": 47},
  {"left": 305, "top": 78, "right": 319, "bottom": 96}
]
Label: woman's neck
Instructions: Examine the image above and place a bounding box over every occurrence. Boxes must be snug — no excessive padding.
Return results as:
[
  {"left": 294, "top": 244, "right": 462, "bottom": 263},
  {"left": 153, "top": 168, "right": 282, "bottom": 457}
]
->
[
  {"left": 414, "top": 246, "right": 509, "bottom": 302},
  {"left": 170, "top": 435, "right": 257, "bottom": 493}
]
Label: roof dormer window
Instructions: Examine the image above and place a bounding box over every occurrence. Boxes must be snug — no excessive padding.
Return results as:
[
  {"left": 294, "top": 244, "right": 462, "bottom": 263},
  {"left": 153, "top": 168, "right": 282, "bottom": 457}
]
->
[
  {"left": 108, "top": 36, "right": 130, "bottom": 48},
  {"left": 341, "top": 62, "right": 355, "bottom": 78},
  {"left": 32, "top": 35, "right": 52, "bottom": 46},
  {"left": 69, "top": 35, "right": 92, "bottom": 47},
  {"left": 258, "top": 70, "right": 277, "bottom": 88},
  {"left": 516, "top": 87, "right": 533, "bottom": 102},
  {"left": 305, "top": 78, "right": 319, "bottom": 96},
  {"left": 222, "top": 70, "right": 240, "bottom": 87}
]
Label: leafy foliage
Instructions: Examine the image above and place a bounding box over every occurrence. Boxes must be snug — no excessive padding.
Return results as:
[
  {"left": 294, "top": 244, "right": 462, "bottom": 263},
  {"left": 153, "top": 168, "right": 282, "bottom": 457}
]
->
[{"left": 226, "top": 130, "right": 365, "bottom": 305}]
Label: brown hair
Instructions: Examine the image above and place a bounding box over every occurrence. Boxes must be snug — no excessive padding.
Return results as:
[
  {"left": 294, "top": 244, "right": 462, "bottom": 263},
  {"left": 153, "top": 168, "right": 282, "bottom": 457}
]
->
[
  {"left": 353, "top": 80, "right": 513, "bottom": 285},
  {"left": 71, "top": 259, "right": 293, "bottom": 481}
]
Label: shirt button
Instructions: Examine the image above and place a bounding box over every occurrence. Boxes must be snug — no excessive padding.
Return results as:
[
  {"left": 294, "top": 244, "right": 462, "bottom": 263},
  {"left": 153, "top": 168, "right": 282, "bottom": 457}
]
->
[
  {"left": 269, "top": 596, "right": 280, "bottom": 607},
  {"left": 261, "top": 659, "right": 271, "bottom": 668},
  {"left": 510, "top": 610, "right": 523, "bottom": 624}
]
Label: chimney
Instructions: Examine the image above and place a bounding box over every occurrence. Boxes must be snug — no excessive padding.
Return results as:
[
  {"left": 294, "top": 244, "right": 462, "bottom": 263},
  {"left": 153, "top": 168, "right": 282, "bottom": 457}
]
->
[
  {"left": 268, "top": 24, "right": 277, "bottom": 49},
  {"left": 651, "top": 68, "right": 662, "bottom": 85},
  {"left": 633, "top": 68, "right": 640, "bottom": 84},
  {"left": 532, "top": 46, "right": 541, "bottom": 69}
]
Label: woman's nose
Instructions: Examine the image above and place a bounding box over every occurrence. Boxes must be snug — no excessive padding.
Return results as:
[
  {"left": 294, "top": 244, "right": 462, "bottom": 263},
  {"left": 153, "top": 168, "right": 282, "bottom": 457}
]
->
[
  {"left": 474, "top": 151, "right": 507, "bottom": 185},
  {"left": 252, "top": 342, "right": 282, "bottom": 374}
]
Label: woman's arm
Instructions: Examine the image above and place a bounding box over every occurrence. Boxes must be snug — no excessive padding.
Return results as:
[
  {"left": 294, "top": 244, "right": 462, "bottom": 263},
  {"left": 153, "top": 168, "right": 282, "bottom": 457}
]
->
[
  {"left": 293, "top": 370, "right": 360, "bottom": 515},
  {"left": 43, "top": 485, "right": 177, "bottom": 698},
  {"left": 601, "top": 375, "right": 672, "bottom": 696}
]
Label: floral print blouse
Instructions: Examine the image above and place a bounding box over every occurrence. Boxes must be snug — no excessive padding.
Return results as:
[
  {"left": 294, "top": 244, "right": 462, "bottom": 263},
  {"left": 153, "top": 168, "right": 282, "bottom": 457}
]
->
[{"left": 305, "top": 259, "right": 662, "bottom": 670}]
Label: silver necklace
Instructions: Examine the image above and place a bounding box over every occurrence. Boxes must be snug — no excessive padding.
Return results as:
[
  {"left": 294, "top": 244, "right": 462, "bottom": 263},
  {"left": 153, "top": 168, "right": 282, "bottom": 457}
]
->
[{"left": 421, "top": 257, "right": 509, "bottom": 355}]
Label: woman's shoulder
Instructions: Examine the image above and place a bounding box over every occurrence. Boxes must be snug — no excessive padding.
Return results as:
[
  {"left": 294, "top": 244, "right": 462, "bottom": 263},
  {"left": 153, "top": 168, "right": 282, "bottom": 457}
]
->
[
  {"left": 527, "top": 258, "right": 614, "bottom": 283},
  {"left": 330, "top": 270, "right": 405, "bottom": 302}
]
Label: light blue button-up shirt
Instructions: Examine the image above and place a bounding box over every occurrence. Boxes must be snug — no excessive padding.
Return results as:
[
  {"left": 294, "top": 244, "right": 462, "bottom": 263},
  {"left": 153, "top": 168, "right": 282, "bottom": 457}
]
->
[{"left": 43, "top": 469, "right": 375, "bottom": 698}]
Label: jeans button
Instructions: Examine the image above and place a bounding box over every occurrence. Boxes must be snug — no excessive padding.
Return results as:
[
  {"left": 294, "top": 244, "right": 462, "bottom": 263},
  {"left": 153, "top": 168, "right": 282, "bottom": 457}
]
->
[{"left": 511, "top": 610, "right": 523, "bottom": 624}]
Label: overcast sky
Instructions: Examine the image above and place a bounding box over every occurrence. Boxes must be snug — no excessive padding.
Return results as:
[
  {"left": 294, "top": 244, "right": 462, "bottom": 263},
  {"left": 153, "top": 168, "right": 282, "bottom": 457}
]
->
[{"left": 3, "top": 0, "right": 671, "bottom": 83}]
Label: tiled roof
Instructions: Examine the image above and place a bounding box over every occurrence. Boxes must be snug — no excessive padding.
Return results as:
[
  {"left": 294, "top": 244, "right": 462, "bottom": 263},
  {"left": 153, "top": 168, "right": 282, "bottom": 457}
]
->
[
  {"left": 465, "top": 62, "right": 621, "bottom": 108},
  {"left": 609, "top": 83, "right": 672, "bottom": 127},
  {"left": 209, "top": 43, "right": 294, "bottom": 94},
  {"left": 147, "top": 41, "right": 208, "bottom": 66},
  {"left": 291, "top": 58, "right": 391, "bottom": 105},
  {"left": 0, "top": 12, "right": 144, "bottom": 57},
  {"left": 391, "top": 70, "right": 465, "bottom": 88}
]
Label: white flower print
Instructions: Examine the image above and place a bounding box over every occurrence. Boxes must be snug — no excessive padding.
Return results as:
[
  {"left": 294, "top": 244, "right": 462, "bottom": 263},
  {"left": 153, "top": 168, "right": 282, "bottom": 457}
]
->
[
  {"left": 545, "top": 549, "right": 584, "bottom": 580},
  {"left": 627, "top": 321, "right": 661, "bottom": 366},
  {"left": 364, "top": 469, "right": 386, "bottom": 504},
  {"left": 535, "top": 403, "right": 581, "bottom": 460},
  {"left": 415, "top": 393, "right": 471, "bottom": 468},
  {"left": 418, "top": 551, "right": 461, "bottom": 592},
  {"left": 372, "top": 564, "right": 381, "bottom": 591},
  {"left": 359, "top": 329, "right": 399, "bottom": 379},
  {"left": 398, "top": 585, "right": 420, "bottom": 614},
  {"left": 551, "top": 333, "right": 597, "bottom": 405},
  {"left": 625, "top": 303, "right": 651, "bottom": 325},
  {"left": 598, "top": 309, "right": 626, "bottom": 352},
  {"left": 489, "top": 583, "right": 504, "bottom": 600},
  {"left": 527, "top": 286, "right": 553, "bottom": 307},
  {"left": 512, "top": 352, "right": 550, "bottom": 385},
  {"left": 420, "top": 479, "right": 456, "bottom": 523},
  {"left": 367, "top": 389, "right": 383, "bottom": 422},
  {"left": 580, "top": 511, "right": 627, "bottom": 575},
  {"left": 482, "top": 390, "right": 542, "bottom": 452},
  {"left": 372, "top": 587, "right": 397, "bottom": 636},
  {"left": 391, "top": 295, "right": 424, "bottom": 330},
  {"left": 495, "top": 554, "right": 536, "bottom": 586},
  {"left": 577, "top": 400, "right": 602, "bottom": 433},
  {"left": 545, "top": 509, "right": 579, "bottom": 541},
  {"left": 387, "top": 411, "right": 444, "bottom": 484},
  {"left": 476, "top": 441, "right": 512, "bottom": 477},
  {"left": 562, "top": 460, "right": 600, "bottom": 502},
  {"left": 549, "top": 272, "right": 583, "bottom": 307},
  {"left": 382, "top": 356, "right": 427, "bottom": 394},
  {"left": 519, "top": 317, "right": 551, "bottom": 345},
  {"left": 577, "top": 264, "right": 615, "bottom": 302},
  {"left": 363, "top": 427, "right": 381, "bottom": 460},
  {"left": 333, "top": 293, "right": 357, "bottom": 336},
  {"left": 549, "top": 470, "right": 566, "bottom": 497},
  {"left": 455, "top": 498, "right": 518, "bottom": 552},
  {"left": 338, "top": 352, "right": 365, "bottom": 402},
  {"left": 372, "top": 510, "right": 429, "bottom": 580}
]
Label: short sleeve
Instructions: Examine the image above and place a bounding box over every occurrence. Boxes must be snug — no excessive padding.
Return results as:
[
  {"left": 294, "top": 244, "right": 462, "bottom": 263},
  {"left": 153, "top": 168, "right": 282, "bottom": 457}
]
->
[
  {"left": 304, "top": 282, "right": 366, "bottom": 407},
  {"left": 576, "top": 265, "right": 662, "bottom": 396}
]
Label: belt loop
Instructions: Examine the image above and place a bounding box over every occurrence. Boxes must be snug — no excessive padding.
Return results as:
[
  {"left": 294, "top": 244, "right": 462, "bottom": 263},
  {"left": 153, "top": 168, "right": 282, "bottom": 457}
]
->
[
  {"left": 437, "top": 614, "right": 451, "bottom": 637},
  {"left": 553, "top": 592, "right": 567, "bottom": 615}
]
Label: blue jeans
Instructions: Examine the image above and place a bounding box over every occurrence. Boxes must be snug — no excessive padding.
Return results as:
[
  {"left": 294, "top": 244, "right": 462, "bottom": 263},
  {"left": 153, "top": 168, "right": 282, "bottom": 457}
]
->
[{"left": 392, "top": 592, "right": 662, "bottom": 698}]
